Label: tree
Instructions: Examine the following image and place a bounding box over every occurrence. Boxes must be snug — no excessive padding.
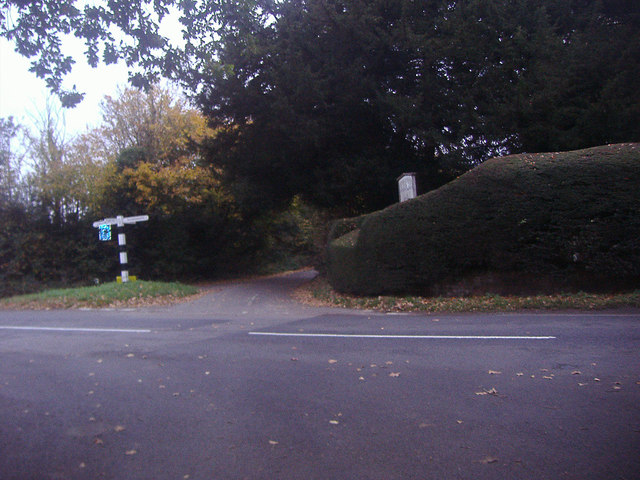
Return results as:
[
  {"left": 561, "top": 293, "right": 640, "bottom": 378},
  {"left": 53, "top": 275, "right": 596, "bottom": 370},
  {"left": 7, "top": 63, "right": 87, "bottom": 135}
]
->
[
  {"left": 0, "top": 0, "right": 176, "bottom": 106},
  {"left": 24, "top": 99, "right": 105, "bottom": 224},
  {"left": 3, "top": 0, "right": 639, "bottom": 213},
  {"left": 76, "top": 84, "right": 224, "bottom": 215},
  {"left": 0, "top": 116, "right": 25, "bottom": 205},
  {"left": 96, "top": 84, "right": 213, "bottom": 165},
  {"left": 77, "top": 85, "right": 243, "bottom": 279}
]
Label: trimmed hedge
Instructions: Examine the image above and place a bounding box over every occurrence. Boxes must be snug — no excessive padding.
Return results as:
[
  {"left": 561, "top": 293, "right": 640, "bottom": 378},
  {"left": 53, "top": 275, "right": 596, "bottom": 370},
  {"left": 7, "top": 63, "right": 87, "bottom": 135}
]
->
[{"left": 326, "top": 143, "right": 640, "bottom": 296}]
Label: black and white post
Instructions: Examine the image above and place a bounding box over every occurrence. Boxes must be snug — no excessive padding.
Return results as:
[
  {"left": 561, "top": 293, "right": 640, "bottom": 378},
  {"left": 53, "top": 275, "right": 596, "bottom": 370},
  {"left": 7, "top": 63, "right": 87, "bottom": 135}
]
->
[
  {"left": 93, "top": 215, "right": 149, "bottom": 283},
  {"left": 116, "top": 216, "right": 129, "bottom": 282}
]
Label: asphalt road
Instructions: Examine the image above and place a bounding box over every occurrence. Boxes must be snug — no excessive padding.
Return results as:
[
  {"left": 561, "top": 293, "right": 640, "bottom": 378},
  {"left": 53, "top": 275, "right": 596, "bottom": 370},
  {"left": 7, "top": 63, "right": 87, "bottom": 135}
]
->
[{"left": 0, "top": 271, "right": 638, "bottom": 480}]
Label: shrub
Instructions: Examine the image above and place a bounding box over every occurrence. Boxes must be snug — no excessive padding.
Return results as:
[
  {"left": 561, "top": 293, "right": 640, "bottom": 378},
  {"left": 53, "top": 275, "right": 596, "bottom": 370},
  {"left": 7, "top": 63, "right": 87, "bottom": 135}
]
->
[{"left": 326, "top": 143, "right": 640, "bottom": 295}]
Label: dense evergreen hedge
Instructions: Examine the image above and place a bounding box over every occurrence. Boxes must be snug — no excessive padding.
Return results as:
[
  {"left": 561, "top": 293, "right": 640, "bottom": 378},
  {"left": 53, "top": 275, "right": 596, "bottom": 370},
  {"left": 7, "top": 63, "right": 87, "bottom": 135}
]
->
[{"left": 326, "top": 144, "right": 640, "bottom": 296}]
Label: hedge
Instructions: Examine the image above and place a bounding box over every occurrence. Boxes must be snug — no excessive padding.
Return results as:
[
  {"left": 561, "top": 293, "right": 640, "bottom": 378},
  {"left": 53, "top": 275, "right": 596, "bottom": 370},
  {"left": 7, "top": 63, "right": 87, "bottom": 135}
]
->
[{"left": 326, "top": 143, "right": 640, "bottom": 296}]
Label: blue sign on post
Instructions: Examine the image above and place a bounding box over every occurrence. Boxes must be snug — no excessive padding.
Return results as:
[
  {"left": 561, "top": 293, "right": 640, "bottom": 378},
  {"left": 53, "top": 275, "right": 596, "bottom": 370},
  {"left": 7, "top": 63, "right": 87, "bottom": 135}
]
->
[{"left": 98, "top": 224, "right": 111, "bottom": 241}]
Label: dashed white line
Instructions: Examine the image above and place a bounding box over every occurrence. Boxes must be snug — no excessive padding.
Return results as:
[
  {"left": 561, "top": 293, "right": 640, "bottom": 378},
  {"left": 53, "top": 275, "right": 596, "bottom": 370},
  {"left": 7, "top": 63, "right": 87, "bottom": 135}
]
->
[
  {"left": 248, "top": 332, "right": 556, "bottom": 340},
  {"left": 0, "top": 326, "right": 151, "bottom": 334}
]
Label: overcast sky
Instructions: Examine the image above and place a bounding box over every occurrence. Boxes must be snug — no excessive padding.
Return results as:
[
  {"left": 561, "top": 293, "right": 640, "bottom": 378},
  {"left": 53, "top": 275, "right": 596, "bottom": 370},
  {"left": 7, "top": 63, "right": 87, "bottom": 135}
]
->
[
  {"left": 0, "top": 36, "right": 132, "bottom": 136},
  {"left": 0, "top": 8, "right": 184, "bottom": 137}
]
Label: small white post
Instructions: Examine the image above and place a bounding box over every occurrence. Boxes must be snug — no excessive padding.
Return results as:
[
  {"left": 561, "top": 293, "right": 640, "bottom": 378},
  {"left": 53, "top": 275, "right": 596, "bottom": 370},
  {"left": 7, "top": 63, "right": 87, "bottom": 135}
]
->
[{"left": 397, "top": 173, "right": 418, "bottom": 202}]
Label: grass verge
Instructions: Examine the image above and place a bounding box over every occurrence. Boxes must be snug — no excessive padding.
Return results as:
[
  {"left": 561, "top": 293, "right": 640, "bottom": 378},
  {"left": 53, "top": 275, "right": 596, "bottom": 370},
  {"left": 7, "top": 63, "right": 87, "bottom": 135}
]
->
[
  {"left": 294, "top": 276, "right": 640, "bottom": 312},
  {"left": 0, "top": 281, "right": 201, "bottom": 310}
]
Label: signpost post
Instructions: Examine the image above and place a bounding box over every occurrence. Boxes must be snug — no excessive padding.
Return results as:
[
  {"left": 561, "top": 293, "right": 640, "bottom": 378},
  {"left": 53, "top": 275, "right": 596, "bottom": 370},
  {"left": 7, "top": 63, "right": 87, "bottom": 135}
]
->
[{"left": 93, "top": 215, "right": 149, "bottom": 283}]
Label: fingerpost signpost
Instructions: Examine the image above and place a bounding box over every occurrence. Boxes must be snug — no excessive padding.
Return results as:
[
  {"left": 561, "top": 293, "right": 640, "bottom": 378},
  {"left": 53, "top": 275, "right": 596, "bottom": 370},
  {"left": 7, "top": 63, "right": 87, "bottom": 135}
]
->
[{"left": 93, "top": 215, "right": 149, "bottom": 283}]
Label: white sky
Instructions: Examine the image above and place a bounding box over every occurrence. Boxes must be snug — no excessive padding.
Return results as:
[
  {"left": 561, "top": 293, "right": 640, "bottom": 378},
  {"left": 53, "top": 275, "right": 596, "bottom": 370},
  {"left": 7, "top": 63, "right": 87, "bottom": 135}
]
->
[
  {"left": 0, "top": 36, "right": 130, "bottom": 136},
  {"left": 0, "top": 7, "right": 184, "bottom": 137}
]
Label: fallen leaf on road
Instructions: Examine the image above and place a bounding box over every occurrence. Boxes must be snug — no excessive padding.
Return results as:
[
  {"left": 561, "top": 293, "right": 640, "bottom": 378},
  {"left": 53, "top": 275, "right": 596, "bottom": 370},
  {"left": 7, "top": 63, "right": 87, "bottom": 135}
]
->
[
  {"left": 329, "top": 420, "right": 339, "bottom": 425},
  {"left": 516, "top": 372, "right": 524, "bottom": 376},
  {"left": 480, "top": 456, "right": 498, "bottom": 464},
  {"left": 594, "top": 378, "right": 601, "bottom": 382},
  {"left": 358, "top": 376, "right": 365, "bottom": 381},
  {"left": 268, "top": 440, "right": 278, "bottom": 445},
  {"left": 475, "top": 388, "right": 499, "bottom": 396},
  {"left": 389, "top": 372, "right": 400, "bottom": 377},
  {"left": 114, "top": 425, "right": 126, "bottom": 432},
  {"left": 328, "top": 359, "right": 338, "bottom": 364},
  {"left": 79, "top": 462, "right": 86, "bottom": 469},
  {"left": 125, "top": 450, "right": 137, "bottom": 456},
  {"left": 126, "top": 353, "right": 135, "bottom": 358},
  {"left": 571, "top": 370, "right": 582, "bottom": 375},
  {"left": 94, "top": 438, "right": 104, "bottom": 446},
  {"left": 488, "top": 370, "right": 502, "bottom": 375},
  {"left": 542, "top": 376, "right": 553, "bottom": 380}
]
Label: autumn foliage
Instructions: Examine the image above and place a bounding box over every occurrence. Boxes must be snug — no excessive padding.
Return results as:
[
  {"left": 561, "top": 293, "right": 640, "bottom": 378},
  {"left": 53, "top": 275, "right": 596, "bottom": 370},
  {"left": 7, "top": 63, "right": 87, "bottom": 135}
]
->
[{"left": 0, "top": 86, "right": 321, "bottom": 297}]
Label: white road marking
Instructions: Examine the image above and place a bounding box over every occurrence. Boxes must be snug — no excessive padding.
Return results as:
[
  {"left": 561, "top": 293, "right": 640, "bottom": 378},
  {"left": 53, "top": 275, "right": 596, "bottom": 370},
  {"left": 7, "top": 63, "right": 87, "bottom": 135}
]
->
[
  {"left": 249, "top": 332, "right": 555, "bottom": 340},
  {"left": 0, "top": 326, "right": 151, "bottom": 334}
]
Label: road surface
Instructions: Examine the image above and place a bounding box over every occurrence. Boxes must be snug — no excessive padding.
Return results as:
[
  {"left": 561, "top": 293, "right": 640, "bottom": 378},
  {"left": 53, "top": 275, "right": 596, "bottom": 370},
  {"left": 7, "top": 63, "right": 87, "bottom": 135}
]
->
[{"left": 0, "top": 271, "right": 638, "bottom": 479}]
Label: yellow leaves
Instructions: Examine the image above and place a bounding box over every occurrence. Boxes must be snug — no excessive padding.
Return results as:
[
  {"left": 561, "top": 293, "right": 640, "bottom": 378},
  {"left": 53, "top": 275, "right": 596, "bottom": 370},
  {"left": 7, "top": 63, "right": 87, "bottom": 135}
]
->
[
  {"left": 122, "top": 158, "right": 229, "bottom": 215},
  {"left": 99, "top": 85, "right": 218, "bottom": 166}
]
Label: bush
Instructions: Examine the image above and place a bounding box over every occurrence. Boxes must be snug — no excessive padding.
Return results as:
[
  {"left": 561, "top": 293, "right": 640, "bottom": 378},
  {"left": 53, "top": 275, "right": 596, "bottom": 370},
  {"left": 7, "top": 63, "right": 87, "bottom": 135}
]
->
[{"left": 326, "top": 143, "right": 640, "bottom": 296}]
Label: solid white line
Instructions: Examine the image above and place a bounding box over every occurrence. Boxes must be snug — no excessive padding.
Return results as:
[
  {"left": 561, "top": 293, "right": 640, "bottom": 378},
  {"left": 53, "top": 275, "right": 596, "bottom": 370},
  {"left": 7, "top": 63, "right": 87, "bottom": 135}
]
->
[
  {"left": 248, "top": 332, "right": 555, "bottom": 340},
  {"left": 0, "top": 326, "right": 151, "bottom": 334}
]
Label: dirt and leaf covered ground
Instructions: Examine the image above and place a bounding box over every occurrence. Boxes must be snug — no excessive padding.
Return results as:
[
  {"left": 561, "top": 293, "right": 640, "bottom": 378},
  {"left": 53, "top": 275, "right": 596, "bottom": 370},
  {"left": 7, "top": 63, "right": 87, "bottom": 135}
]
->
[{"left": 293, "top": 274, "right": 640, "bottom": 313}]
